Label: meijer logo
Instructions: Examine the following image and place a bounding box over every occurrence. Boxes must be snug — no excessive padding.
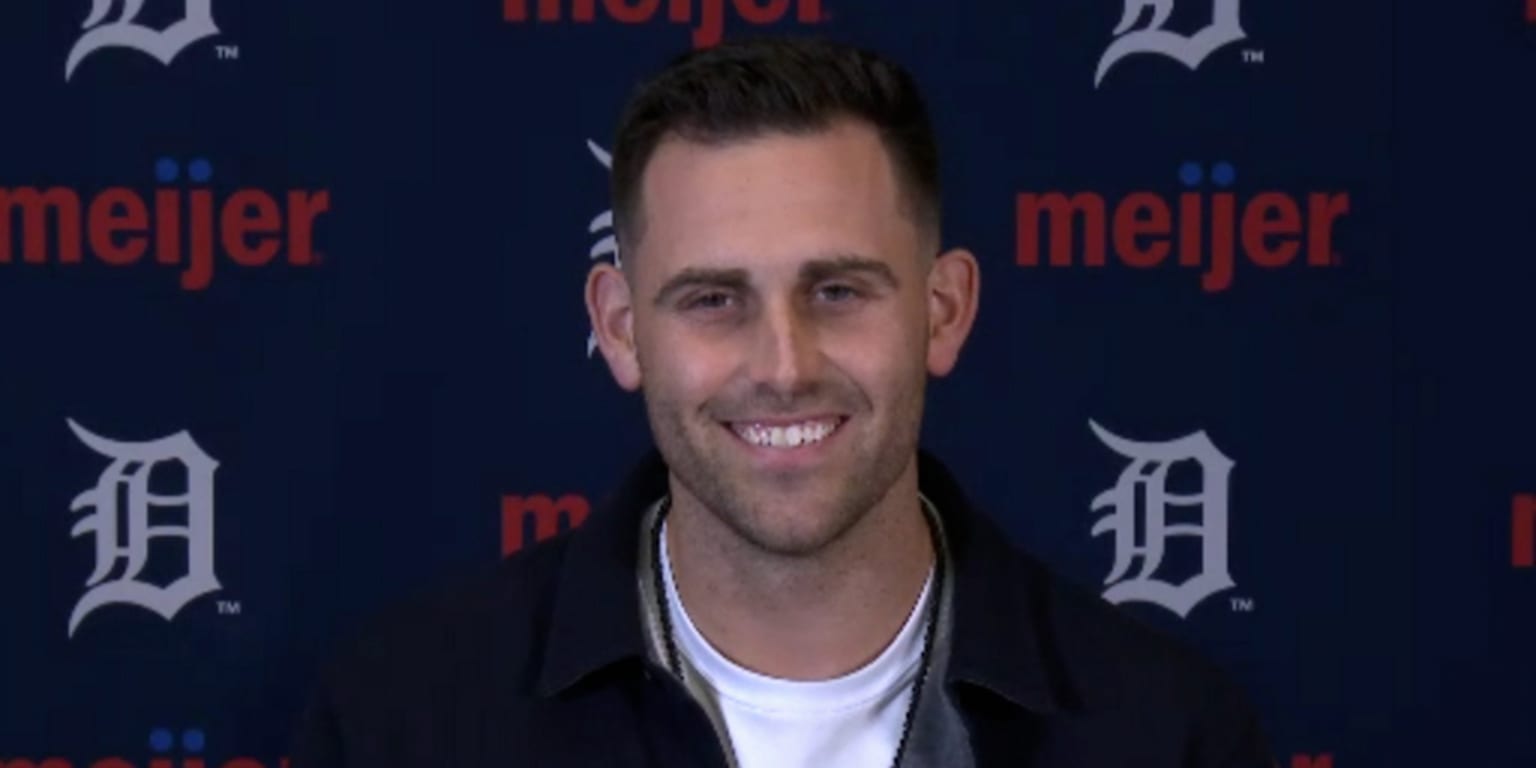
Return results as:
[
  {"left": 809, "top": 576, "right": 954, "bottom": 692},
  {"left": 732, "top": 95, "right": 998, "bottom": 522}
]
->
[
  {"left": 67, "top": 0, "right": 222, "bottom": 81},
  {"left": 65, "top": 419, "right": 222, "bottom": 638},
  {"left": 2, "top": 726, "right": 289, "bottom": 768},
  {"left": 502, "top": 494, "right": 591, "bottom": 555},
  {"left": 1291, "top": 757, "right": 1333, "bottom": 768},
  {"left": 1017, "top": 162, "right": 1350, "bottom": 293},
  {"left": 1514, "top": 494, "right": 1535, "bottom": 569},
  {"left": 504, "top": 0, "right": 824, "bottom": 48},
  {"left": 0, "top": 157, "right": 330, "bottom": 291}
]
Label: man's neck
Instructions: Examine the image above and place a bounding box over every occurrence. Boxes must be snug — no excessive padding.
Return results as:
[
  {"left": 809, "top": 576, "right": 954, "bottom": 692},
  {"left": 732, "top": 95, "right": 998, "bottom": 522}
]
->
[{"left": 662, "top": 464, "right": 935, "bottom": 682}]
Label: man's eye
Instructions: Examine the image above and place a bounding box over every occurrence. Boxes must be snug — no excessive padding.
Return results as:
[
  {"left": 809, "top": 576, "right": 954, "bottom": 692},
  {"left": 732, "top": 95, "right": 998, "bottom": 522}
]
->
[
  {"left": 816, "top": 284, "right": 861, "bottom": 303},
  {"left": 684, "top": 291, "right": 735, "bottom": 310}
]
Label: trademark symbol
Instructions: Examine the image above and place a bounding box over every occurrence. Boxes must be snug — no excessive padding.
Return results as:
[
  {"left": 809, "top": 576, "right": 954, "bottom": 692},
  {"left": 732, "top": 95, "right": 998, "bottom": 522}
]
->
[
  {"left": 216, "top": 45, "right": 240, "bottom": 61},
  {"left": 217, "top": 600, "right": 243, "bottom": 616},
  {"left": 1242, "top": 49, "right": 1265, "bottom": 64},
  {"left": 1229, "top": 596, "right": 1256, "bottom": 613}
]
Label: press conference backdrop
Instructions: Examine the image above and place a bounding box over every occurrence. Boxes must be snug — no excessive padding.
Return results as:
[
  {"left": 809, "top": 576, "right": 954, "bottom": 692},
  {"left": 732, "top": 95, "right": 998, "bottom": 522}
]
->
[{"left": 1, "top": 0, "right": 1532, "bottom": 765}]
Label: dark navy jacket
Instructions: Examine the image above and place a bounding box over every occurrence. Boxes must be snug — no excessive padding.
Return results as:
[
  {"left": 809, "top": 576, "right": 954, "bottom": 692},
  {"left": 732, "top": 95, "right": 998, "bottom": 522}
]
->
[{"left": 291, "top": 450, "right": 1274, "bottom": 767}]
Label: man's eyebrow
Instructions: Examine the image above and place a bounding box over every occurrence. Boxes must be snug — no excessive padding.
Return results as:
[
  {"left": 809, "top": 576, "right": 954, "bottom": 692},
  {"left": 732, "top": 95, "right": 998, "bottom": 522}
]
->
[
  {"left": 799, "top": 254, "right": 900, "bottom": 290},
  {"left": 653, "top": 267, "right": 751, "bottom": 307}
]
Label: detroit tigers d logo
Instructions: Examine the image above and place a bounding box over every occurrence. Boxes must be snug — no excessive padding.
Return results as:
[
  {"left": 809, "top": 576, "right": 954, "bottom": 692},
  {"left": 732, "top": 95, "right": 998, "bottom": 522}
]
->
[
  {"left": 65, "top": 419, "right": 222, "bottom": 637},
  {"left": 1095, "top": 0, "right": 1246, "bottom": 87},
  {"left": 1088, "top": 419, "right": 1237, "bottom": 618},
  {"left": 66, "top": 0, "right": 221, "bottom": 81},
  {"left": 585, "top": 139, "right": 621, "bottom": 357}
]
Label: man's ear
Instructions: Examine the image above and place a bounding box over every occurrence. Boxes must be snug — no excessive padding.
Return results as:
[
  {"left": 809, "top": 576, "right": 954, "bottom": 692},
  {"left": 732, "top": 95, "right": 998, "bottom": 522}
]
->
[
  {"left": 585, "top": 263, "right": 642, "bottom": 391},
  {"left": 925, "top": 247, "right": 980, "bottom": 377}
]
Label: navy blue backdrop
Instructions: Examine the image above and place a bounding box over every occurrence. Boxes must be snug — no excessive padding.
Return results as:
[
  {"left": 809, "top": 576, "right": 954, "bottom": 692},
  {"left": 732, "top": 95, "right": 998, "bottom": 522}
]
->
[{"left": 2, "top": 1, "right": 1533, "bottom": 766}]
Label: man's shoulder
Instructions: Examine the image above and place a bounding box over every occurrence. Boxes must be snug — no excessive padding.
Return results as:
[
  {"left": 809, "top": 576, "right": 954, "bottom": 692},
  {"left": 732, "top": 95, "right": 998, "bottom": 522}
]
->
[
  {"left": 289, "top": 536, "right": 579, "bottom": 767},
  {"left": 1002, "top": 544, "right": 1261, "bottom": 720},
  {"left": 923, "top": 449, "right": 1261, "bottom": 726},
  {"left": 315, "top": 534, "right": 574, "bottom": 696},
  {"left": 1033, "top": 554, "right": 1217, "bottom": 664},
  {"left": 989, "top": 540, "right": 1253, "bottom": 703}
]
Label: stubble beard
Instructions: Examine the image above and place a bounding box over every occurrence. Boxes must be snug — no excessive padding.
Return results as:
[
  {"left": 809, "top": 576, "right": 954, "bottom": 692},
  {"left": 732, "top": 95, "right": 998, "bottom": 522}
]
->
[{"left": 642, "top": 374, "right": 926, "bottom": 560}]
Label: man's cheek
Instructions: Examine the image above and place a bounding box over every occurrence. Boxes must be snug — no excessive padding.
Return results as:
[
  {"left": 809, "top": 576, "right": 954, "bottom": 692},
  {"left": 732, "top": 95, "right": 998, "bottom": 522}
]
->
[{"left": 662, "top": 360, "right": 735, "bottom": 415}]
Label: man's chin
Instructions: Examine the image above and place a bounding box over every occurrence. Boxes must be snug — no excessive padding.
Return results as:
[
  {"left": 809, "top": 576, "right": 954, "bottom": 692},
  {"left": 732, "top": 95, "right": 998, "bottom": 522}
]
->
[
  {"left": 706, "top": 485, "right": 865, "bottom": 555},
  {"left": 727, "top": 515, "right": 854, "bottom": 558}
]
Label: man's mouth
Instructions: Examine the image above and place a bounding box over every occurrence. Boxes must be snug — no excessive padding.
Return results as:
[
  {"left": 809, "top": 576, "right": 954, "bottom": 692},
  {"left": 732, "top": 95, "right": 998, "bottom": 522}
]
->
[{"left": 727, "top": 416, "right": 847, "bottom": 449}]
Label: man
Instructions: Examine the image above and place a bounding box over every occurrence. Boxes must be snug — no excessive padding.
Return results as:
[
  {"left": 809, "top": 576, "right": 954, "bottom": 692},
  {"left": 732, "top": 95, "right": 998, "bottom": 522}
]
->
[{"left": 293, "top": 37, "right": 1272, "bottom": 767}]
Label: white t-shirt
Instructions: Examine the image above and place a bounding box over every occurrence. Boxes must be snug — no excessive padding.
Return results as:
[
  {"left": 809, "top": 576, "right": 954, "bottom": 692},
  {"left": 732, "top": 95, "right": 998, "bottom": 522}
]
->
[{"left": 659, "top": 522, "right": 935, "bottom": 768}]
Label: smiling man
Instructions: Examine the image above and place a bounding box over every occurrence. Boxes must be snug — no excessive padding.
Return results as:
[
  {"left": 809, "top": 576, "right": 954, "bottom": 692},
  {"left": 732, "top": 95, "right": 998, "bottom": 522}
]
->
[{"left": 293, "top": 37, "right": 1273, "bottom": 768}]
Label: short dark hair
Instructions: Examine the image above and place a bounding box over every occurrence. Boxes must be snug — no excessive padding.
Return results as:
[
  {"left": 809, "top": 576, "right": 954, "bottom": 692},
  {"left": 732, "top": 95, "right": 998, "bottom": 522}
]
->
[{"left": 610, "top": 36, "right": 941, "bottom": 256}]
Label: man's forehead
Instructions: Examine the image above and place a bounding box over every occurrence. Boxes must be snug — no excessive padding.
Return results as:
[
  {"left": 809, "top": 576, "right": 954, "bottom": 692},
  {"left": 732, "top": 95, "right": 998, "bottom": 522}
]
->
[
  {"left": 629, "top": 124, "right": 917, "bottom": 275},
  {"left": 639, "top": 121, "right": 900, "bottom": 208}
]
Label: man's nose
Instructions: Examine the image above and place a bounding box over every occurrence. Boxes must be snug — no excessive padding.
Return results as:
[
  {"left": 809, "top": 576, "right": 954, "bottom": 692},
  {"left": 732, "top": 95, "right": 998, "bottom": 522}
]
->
[{"left": 748, "top": 299, "right": 822, "bottom": 397}]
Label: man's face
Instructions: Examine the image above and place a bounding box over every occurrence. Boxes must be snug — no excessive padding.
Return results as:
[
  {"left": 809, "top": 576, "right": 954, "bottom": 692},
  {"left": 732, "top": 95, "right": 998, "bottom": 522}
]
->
[{"left": 593, "top": 120, "right": 966, "bottom": 556}]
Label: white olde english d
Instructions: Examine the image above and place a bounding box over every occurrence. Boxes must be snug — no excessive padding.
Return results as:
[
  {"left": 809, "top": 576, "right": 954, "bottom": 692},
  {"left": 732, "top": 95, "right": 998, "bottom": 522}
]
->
[
  {"left": 1094, "top": 0, "right": 1247, "bottom": 88},
  {"left": 1088, "top": 418, "right": 1236, "bottom": 618},
  {"left": 66, "top": 0, "right": 221, "bottom": 81},
  {"left": 586, "top": 139, "right": 621, "bottom": 357},
  {"left": 65, "top": 418, "right": 222, "bottom": 637}
]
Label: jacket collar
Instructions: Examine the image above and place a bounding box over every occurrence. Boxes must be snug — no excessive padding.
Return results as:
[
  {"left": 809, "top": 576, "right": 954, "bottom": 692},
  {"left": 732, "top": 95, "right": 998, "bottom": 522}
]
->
[
  {"left": 535, "top": 449, "right": 668, "bottom": 697},
  {"left": 535, "top": 449, "right": 1080, "bottom": 715}
]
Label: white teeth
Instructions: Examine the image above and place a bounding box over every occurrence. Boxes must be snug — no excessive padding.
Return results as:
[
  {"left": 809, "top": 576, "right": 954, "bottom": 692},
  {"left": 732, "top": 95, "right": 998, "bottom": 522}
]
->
[{"left": 732, "top": 418, "right": 841, "bottom": 449}]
